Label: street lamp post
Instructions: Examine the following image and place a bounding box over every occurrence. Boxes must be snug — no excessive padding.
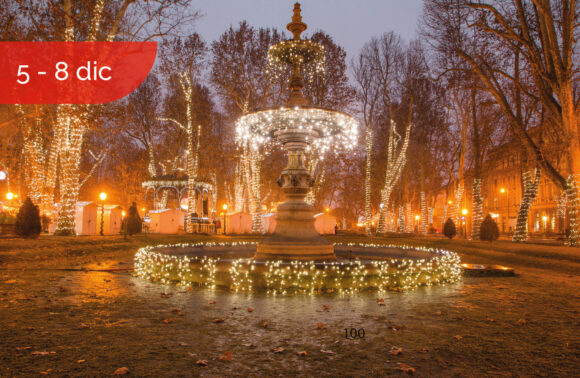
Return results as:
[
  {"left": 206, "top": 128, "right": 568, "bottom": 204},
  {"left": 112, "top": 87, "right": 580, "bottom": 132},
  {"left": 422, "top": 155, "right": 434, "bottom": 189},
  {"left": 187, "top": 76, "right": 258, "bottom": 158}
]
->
[
  {"left": 222, "top": 204, "right": 228, "bottom": 235},
  {"left": 500, "top": 188, "right": 509, "bottom": 234},
  {"left": 99, "top": 192, "right": 107, "bottom": 236}
]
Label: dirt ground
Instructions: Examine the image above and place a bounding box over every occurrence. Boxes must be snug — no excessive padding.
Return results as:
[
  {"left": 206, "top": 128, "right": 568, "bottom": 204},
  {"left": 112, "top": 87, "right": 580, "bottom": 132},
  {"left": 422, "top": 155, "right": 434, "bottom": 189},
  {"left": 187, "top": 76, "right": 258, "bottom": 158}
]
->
[{"left": 0, "top": 234, "right": 579, "bottom": 377}]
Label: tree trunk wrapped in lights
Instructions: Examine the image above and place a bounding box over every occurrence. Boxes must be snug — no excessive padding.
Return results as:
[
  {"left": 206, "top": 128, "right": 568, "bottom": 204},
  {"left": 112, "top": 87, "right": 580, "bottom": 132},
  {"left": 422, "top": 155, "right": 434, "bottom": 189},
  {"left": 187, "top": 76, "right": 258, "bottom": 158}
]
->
[
  {"left": 364, "top": 127, "right": 373, "bottom": 235},
  {"left": 428, "top": 207, "right": 433, "bottom": 229},
  {"left": 233, "top": 162, "right": 245, "bottom": 213},
  {"left": 512, "top": 168, "right": 541, "bottom": 242},
  {"left": 452, "top": 183, "right": 464, "bottom": 225},
  {"left": 242, "top": 147, "right": 264, "bottom": 234},
  {"left": 406, "top": 203, "right": 413, "bottom": 232},
  {"left": 55, "top": 105, "right": 86, "bottom": 235},
  {"left": 565, "top": 174, "right": 580, "bottom": 246},
  {"left": 398, "top": 205, "right": 405, "bottom": 232},
  {"left": 305, "top": 158, "right": 325, "bottom": 206},
  {"left": 442, "top": 204, "right": 448, "bottom": 226},
  {"left": 471, "top": 178, "right": 483, "bottom": 240},
  {"left": 557, "top": 195, "right": 566, "bottom": 233},
  {"left": 376, "top": 121, "right": 412, "bottom": 233},
  {"left": 420, "top": 192, "right": 427, "bottom": 234}
]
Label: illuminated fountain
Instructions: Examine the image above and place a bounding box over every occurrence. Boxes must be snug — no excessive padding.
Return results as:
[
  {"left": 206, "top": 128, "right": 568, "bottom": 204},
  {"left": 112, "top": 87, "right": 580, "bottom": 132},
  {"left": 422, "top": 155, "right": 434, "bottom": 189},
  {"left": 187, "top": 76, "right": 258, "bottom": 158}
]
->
[
  {"left": 236, "top": 2, "right": 358, "bottom": 261},
  {"left": 134, "top": 3, "right": 462, "bottom": 294}
]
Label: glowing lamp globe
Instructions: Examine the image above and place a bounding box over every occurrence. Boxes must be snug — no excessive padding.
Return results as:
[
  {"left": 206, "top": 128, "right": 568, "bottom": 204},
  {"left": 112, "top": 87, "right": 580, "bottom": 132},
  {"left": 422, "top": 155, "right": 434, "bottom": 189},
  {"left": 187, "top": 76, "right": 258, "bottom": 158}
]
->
[
  {"left": 99, "top": 192, "right": 107, "bottom": 201},
  {"left": 6, "top": 192, "right": 14, "bottom": 200},
  {"left": 0, "top": 171, "right": 6, "bottom": 180}
]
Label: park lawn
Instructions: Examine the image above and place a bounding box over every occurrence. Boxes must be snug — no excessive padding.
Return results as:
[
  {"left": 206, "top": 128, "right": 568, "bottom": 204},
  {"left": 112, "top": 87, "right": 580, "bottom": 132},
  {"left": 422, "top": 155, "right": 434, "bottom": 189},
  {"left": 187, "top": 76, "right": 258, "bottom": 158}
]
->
[{"left": 0, "top": 233, "right": 578, "bottom": 376}]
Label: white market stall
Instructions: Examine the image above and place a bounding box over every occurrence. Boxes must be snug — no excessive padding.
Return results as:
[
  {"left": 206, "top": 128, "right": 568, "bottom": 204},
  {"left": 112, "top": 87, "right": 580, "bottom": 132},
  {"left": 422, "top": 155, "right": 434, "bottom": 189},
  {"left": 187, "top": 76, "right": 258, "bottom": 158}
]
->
[
  {"left": 148, "top": 209, "right": 185, "bottom": 234},
  {"left": 314, "top": 213, "right": 336, "bottom": 235},
  {"left": 96, "top": 205, "right": 123, "bottom": 235},
  {"left": 75, "top": 201, "right": 98, "bottom": 235},
  {"left": 225, "top": 212, "right": 252, "bottom": 234}
]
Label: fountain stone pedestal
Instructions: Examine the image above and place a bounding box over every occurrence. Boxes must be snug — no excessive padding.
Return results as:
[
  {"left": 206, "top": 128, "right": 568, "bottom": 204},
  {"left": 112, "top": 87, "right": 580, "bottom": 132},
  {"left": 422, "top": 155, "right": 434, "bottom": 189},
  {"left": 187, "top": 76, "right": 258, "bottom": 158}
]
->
[{"left": 254, "top": 130, "right": 335, "bottom": 261}]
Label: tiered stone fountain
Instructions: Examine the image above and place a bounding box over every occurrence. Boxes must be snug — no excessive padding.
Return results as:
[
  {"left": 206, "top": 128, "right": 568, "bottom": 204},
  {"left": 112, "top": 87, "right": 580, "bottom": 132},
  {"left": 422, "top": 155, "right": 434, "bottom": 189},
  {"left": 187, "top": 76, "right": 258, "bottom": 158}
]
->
[{"left": 134, "top": 3, "right": 462, "bottom": 294}]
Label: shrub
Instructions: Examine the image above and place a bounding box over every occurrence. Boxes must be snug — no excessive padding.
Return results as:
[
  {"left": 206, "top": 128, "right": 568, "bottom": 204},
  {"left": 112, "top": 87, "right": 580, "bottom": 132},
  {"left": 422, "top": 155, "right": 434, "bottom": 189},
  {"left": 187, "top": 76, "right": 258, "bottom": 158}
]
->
[
  {"left": 443, "top": 218, "right": 457, "bottom": 239},
  {"left": 480, "top": 214, "right": 500, "bottom": 242},
  {"left": 126, "top": 202, "right": 142, "bottom": 235},
  {"left": 14, "top": 197, "right": 42, "bottom": 238}
]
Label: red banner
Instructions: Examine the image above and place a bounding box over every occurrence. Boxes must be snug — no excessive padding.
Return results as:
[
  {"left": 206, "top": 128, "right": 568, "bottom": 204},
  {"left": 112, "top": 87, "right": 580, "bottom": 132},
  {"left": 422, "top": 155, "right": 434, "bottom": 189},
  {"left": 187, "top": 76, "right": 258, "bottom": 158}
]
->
[{"left": 0, "top": 42, "right": 157, "bottom": 104}]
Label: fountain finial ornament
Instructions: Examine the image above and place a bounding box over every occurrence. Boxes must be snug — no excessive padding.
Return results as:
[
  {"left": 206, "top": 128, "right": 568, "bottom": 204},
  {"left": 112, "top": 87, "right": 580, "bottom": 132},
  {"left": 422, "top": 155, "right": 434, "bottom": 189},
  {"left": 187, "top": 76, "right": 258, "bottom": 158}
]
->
[
  {"left": 287, "top": 3, "right": 307, "bottom": 40},
  {"left": 236, "top": 3, "right": 358, "bottom": 261}
]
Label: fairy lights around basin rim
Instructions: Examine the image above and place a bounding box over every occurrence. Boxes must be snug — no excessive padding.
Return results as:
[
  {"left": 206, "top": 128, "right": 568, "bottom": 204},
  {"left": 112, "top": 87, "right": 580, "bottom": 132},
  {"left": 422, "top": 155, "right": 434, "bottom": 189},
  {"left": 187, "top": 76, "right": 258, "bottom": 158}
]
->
[
  {"left": 235, "top": 106, "right": 358, "bottom": 154},
  {"left": 134, "top": 242, "right": 462, "bottom": 295}
]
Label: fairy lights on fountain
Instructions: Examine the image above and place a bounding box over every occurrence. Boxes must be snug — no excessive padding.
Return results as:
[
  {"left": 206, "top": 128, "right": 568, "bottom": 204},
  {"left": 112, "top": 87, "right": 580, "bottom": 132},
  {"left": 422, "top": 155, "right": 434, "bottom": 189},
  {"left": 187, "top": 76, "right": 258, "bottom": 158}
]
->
[{"left": 134, "top": 242, "right": 461, "bottom": 294}]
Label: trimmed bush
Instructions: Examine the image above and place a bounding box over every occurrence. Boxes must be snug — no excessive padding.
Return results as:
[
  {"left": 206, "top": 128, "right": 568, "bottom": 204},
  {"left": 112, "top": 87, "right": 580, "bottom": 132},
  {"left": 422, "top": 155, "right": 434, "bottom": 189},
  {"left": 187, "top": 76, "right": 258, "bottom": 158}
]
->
[
  {"left": 443, "top": 218, "right": 457, "bottom": 239},
  {"left": 480, "top": 214, "right": 499, "bottom": 242},
  {"left": 126, "top": 202, "right": 142, "bottom": 235},
  {"left": 14, "top": 197, "right": 42, "bottom": 238}
]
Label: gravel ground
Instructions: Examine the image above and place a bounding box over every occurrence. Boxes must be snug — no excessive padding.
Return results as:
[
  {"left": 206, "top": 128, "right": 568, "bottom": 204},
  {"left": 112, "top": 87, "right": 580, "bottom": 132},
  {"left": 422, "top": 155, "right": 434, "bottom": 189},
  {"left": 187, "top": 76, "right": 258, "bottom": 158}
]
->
[{"left": 0, "top": 234, "right": 579, "bottom": 376}]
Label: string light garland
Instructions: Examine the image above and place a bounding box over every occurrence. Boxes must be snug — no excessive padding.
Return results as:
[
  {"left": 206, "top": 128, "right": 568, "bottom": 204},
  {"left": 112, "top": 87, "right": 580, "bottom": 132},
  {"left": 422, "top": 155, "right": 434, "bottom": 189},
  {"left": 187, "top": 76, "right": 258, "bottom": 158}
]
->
[
  {"left": 428, "top": 207, "right": 433, "bottom": 229},
  {"left": 513, "top": 168, "right": 541, "bottom": 242},
  {"left": 471, "top": 178, "right": 483, "bottom": 240},
  {"left": 134, "top": 242, "right": 462, "bottom": 294},
  {"left": 267, "top": 40, "right": 325, "bottom": 85}
]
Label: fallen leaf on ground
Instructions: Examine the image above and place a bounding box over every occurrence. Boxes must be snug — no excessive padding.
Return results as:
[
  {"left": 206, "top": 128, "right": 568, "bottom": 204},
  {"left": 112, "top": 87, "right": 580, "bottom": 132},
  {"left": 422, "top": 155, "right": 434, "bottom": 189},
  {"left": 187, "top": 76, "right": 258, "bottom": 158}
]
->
[
  {"left": 77, "top": 360, "right": 85, "bottom": 363},
  {"left": 26, "top": 327, "right": 35, "bottom": 331},
  {"left": 113, "top": 366, "right": 129, "bottom": 375},
  {"left": 178, "top": 312, "right": 184, "bottom": 316},
  {"left": 4, "top": 280, "right": 16, "bottom": 284},
  {"left": 163, "top": 318, "right": 173, "bottom": 324},
  {"left": 317, "top": 322, "right": 325, "bottom": 329},
  {"left": 187, "top": 352, "right": 196, "bottom": 357},
  {"left": 376, "top": 298, "right": 384, "bottom": 303},
  {"left": 419, "top": 348, "right": 429, "bottom": 353},
  {"left": 434, "top": 311, "right": 442, "bottom": 316},
  {"left": 297, "top": 351, "right": 307, "bottom": 356},
  {"left": 178, "top": 342, "right": 189, "bottom": 347},
  {"left": 160, "top": 293, "right": 172, "bottom": 298},
  {"left": 213, "top": 318, "right": 225, "bottom": 323},
  {"left": 514, "top": 319, "right": 527, "bottom": 326},
  {"left": 218, "top": 351, "right": 232, "bottom": 361},
  {"left": 390, "top": 346, "right": 403, "bottom": 355},
  {"left": 320, "top": 350, "right": 335, "bottom": 355},
  {"left": 486, "top": 318, "right": 495, "bottom": 322},
  {"left": 31, "top": 351, "right": 56, "bottom": 356},
  {"left": 196, "top": 360, "right": 208, "bottom": 366},
  {"left": 40, "top": 369, "right": 52, "bottom": 375},
  {"left": 454, "top": 335, "right": 463, "bottom": 340},
  {"left": 262, "top": 320, "right": 268, "bottom": 328},
  {"left": 396, "top": 362, "right": 415, "bottom": 374},
  {"left": 79, "top": 323, "right": 89, "bottom": 329},
  {"left": 16, "top": 346, "right": 31, "bottom": 350},
  {"left": 247, "top": 307, "right": 254, "bottom": 312},
  {"left": 273, "top": 347, "right": 285, "bottom": 353},
  {"left": 323, "top": 305, "right": 330, "bottom": 311},
  {"left": 208, "top": 300, "right": 216, "bottom": 305},
  {"left": 172, "top": 308, "right": 181, "bottom": 312}
]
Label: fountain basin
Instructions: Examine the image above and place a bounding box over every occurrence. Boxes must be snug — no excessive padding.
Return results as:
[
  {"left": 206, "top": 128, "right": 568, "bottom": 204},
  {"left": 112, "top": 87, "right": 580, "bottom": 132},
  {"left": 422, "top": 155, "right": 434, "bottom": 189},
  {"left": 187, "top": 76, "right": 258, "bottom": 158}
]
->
[{"left": 134, "top": 242, "right": 462, "bottom": 294}]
